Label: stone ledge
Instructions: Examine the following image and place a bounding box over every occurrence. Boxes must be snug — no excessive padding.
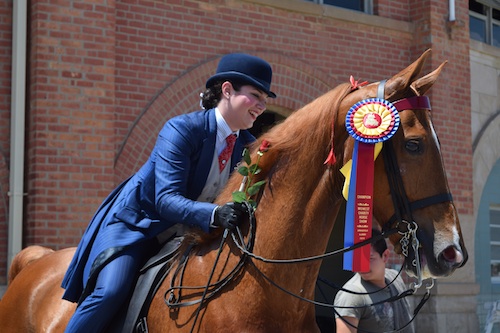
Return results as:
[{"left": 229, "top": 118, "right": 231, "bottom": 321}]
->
[
  {"left": 241, "top": 0, "right": 413, "bottom": 34},
  {"left": 434, "top": 282, "right": 480, "bottom": 295}
]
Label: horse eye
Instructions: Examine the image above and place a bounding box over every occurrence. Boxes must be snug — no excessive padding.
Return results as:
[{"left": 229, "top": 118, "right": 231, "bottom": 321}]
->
[{"left": 405, "top": 139, "right": 422, "bottom": 154}]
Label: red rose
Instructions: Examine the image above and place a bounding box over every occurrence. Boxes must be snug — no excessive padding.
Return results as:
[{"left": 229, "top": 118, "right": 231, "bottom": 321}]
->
[{"left": 259, "top": 140, "right": 270, "bottom": 153}]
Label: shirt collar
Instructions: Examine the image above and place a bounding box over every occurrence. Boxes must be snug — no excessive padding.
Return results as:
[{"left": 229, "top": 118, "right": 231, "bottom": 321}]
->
[{"left": 215, "top": 107, "right": 239, "bottom": 142}]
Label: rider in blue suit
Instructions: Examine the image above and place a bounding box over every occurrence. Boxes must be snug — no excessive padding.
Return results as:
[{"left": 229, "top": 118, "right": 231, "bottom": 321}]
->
[{"left": 61, "top": 53, "right": 276, "bottom": 332}]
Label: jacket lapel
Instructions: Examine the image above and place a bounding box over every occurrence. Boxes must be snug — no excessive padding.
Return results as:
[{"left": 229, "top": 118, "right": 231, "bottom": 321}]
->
[
  {"left": 191, "top": 109, "right": 256, "bottom": 199},
  {"left": 191, "top": 110, "right": 217, "bottom": 198}
]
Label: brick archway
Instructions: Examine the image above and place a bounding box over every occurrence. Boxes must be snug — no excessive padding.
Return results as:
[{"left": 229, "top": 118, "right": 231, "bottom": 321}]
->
[{"left": 114, "top": 52, "right": 336, "bottom": 181}]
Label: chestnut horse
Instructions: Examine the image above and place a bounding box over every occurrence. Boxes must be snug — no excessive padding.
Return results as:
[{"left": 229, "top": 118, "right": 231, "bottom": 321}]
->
[{"left": 0, "top": 49, "right": 467, "bottom": 332}]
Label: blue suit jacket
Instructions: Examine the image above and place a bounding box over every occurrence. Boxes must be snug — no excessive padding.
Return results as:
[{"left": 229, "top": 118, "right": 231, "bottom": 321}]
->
[{"left": 61, "top": 108, "right": 255, "bottom": 302}]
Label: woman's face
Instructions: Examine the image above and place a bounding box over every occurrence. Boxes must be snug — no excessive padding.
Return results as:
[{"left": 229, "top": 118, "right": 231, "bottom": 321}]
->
[{"left": 219, "top": 82, "right": 269, "bottom": 131}]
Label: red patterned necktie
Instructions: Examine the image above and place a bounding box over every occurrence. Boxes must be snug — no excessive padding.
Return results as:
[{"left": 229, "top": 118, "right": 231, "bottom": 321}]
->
[{"left": 218, "top": 134, "right": 236, "bottom": 172}]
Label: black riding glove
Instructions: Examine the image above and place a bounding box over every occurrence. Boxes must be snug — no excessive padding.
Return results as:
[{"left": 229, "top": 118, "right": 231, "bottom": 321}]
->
[{"left": 213, "top": 202, "right": 248, "bottom": 230}]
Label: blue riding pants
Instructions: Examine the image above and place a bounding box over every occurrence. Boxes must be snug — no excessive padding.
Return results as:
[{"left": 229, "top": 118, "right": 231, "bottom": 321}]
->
[{"left": 64, "top": 247, "right": 145, "bottom": 333}]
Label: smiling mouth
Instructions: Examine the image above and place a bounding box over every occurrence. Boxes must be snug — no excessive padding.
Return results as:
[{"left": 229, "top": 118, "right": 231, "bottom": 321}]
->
[{"left": 249, "top": 109, "right": 260, "bottom": 119}]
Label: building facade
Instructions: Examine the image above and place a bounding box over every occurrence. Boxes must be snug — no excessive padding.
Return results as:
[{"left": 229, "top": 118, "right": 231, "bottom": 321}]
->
[{"left": 0, "top": 0, "right": 498, "bottom": 331}]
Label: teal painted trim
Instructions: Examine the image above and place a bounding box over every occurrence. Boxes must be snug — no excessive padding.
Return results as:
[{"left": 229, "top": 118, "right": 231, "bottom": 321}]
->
[{"left": 476, "top": 158, "right": 500, "bottom": 295}]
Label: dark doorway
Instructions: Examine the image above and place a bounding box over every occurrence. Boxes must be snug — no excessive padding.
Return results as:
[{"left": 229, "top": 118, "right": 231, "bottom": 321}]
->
[{"left": 248, "top": 111, "right": 285, "bottom": 137}]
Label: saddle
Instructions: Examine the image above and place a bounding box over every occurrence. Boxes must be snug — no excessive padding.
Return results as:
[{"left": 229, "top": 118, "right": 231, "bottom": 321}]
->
[{"left": 108, "top": 235, "right": 184, "bottom": 333}]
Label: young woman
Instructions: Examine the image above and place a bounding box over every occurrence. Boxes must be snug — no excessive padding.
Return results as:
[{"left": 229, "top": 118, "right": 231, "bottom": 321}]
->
[{"left": 61, "top": 53, "right": 276, "bottom": 332}]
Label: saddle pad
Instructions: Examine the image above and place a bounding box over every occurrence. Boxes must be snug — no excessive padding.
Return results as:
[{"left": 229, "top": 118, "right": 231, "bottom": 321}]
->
[{"left": 108, "top": 236, "right": 184, "bottom": 333}]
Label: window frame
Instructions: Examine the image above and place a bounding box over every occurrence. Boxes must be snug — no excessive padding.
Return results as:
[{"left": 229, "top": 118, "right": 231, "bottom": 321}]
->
[
  {"left": 305, "top": 0, "right": 373, "bottom": 14},
  {"left": 493, "top": 16, "right": 500, "bottom": 47},
  {"left": 470, "top": 0, "right": 500, "bottom": 47},
  {"left": 491, "top": 205, "right": 500, "bottom": 285}
]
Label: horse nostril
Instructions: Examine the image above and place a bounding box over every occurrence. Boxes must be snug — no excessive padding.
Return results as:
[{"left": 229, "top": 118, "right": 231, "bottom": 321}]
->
[{"left": 441, "top": 246, "right": 463, "bottom": 265}]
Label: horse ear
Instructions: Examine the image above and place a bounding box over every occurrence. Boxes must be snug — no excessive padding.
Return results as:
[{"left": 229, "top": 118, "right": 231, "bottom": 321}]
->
[
  {"left": 410, "top": 60, "right": 447, "bottom": 96},
  {"left": 383, "top": 49, "right": 432, "bottom": 100}
]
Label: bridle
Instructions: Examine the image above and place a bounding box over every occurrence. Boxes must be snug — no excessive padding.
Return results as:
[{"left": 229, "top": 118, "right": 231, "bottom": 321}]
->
[
  {"left": 381, "top": 93, "right": 453, "bottom": 289},
  {"left": 165, "top": 83, "right": 454, "bottom": 332},
  {"left": 377, "top": 80, "right": 453, "bottom": 289}
]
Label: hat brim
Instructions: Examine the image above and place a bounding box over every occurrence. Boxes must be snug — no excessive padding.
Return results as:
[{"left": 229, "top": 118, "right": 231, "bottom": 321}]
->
[{"left": 206, "top": 72, "right": 276, "bottom": 98}]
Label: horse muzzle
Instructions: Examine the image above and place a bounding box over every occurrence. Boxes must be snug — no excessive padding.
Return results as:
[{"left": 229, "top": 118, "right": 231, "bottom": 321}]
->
[
  {"left": 439, "top": 244, "right": 468, "bottom": 268},
  {"left": 411, "top": 243, "right": 468, "bottom": 279}
]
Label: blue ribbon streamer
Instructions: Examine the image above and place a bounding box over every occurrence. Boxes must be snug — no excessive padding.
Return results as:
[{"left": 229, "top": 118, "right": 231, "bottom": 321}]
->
[{"left": 343, "top": 140, "right": 359, "bottom": 271}]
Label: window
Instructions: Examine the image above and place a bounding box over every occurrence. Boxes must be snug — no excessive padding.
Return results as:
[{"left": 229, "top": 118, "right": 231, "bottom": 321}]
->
[
  {"left": 494, "top": 6, "right": 500, "bottom": 46},
  {"left": 470, "top": 0, "right": 500, "bottom": 47},
  {"left": 304, "top": 0, "right": 373, "bottom": 14},
  {"left": 491, "top": 205, "right": 500, "bottom": 284}
]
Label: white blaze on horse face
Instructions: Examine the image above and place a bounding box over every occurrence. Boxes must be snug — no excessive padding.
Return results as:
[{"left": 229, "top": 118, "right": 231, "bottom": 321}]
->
[
  {"left": 430, "top": 120, "right": 441, "bottom": 154},
  {"left": 433, "top": 225, "right": 464, "bottom": 262},
  {"left": 419, "top": 225, "right": 464, "bottom": 279},
  {"left": 414, "top": 119, "right": 463, "bottom": 279},
  {"left": 429, "top": 119, "right": 466, "bottom": 264}
]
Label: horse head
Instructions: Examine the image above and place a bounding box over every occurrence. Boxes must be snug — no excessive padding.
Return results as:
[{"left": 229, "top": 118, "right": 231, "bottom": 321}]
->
[{"left": 338, "top": 49, "right": 468, "bottom": 279}]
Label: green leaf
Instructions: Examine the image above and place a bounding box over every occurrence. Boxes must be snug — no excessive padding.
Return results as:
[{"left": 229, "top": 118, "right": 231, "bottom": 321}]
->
[
  {"left": 243, "top": 149, "right": 251, "bottom": 165},
  {"left": 248, "top": 200, "right": 257, "bottom": 208},
  {"left": 247, "top": 180, "right": 267, "bottom": 196},
  {"left": 237, "top": 166, "right": 249, "bottom": 176},
  {"left": 253, "top": 180, "right": 267, "bottom": 187},
  {"left": 248, "top": 164, "right": 261, "bottom": 174},
  {"left": 232, "top": 191, "right": 247, "bottom": 203}
]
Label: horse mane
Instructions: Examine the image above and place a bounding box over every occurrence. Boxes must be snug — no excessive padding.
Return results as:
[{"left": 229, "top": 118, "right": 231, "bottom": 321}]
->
[
  {"left": 255, "top": 82, "right": 352, "bottom": 162},
  {"left": 184, "top": 82, "right": 354, "bottom": 245}
]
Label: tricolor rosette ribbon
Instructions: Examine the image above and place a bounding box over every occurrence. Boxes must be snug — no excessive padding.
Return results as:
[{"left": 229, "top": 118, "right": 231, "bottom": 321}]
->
[{"left": 342, "top": 98, "right": 400, "bottom": 272}]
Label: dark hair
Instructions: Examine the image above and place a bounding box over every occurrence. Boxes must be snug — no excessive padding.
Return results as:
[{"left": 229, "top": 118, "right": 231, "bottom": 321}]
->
[
  {"left": 200, "top": 79, "right": 244, "bottom": 110},
  {"left": 371, "top": 229, "right": 388, "bottom": 257}
]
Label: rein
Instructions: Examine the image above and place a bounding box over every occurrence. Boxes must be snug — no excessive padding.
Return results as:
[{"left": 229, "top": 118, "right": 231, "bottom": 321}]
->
[{"left": 231, "top": 211, "right": 433, "bottom": 333}]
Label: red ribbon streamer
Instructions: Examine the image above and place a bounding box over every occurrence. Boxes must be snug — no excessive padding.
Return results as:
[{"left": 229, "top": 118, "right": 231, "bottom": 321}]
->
[{"left": 351, "top": 142, "right": 374, "bottom": 272}]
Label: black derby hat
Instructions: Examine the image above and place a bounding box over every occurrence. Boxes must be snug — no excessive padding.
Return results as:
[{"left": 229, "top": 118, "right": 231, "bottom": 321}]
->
[{"left": 206, "top": 53, "right": 276, "bottom": 98}]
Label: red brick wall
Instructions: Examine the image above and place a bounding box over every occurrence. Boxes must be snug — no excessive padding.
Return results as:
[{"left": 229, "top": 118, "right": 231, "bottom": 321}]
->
[
  {"left": 0, "top": 0, "right": 12, "bottom": 284},
  {"left": 26, "top": 1, "right": 117, "bottom": 249},
  {"left": 409, "top": 0, "right": 473, "bottom": 216},
  {"left": 0, "top": 0, "right": 473, "bottom": 284},
  {"left": 111, "top": 0, "right": 416, "bottom": 177},
  {"left": 376, "top": 0, "right": 411, "bottom": 21}
]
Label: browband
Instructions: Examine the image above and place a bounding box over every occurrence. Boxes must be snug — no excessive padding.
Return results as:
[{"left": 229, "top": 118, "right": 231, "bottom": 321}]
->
[{"left": 393, "top": 96, "right": 431, "bottom": 111}]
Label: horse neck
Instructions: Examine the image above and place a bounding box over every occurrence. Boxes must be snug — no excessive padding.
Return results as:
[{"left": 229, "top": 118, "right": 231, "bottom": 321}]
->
[
  {"left": 246, "top": 85, "right": 353, "bottom": 269},
  {"left": 213, "top": 84, "right": 352, "bottom": 295},
  {"left": 247, "top": 145, "right": 344, "bottom": 299}
]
